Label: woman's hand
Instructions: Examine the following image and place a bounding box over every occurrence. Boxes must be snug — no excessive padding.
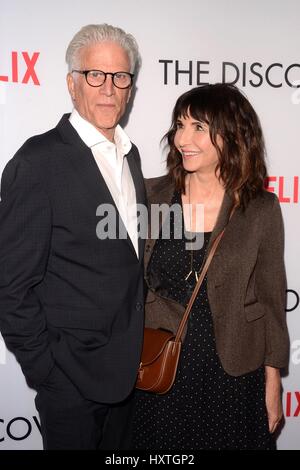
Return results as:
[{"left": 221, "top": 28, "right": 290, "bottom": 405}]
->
[{"left": 265, "top": 366, "right": 283, "bottom": 433}]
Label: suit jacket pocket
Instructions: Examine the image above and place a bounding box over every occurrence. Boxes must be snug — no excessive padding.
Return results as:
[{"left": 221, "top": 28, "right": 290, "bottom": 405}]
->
[{"left": 244, "top": 302, "right": 265, "bottom": 322}]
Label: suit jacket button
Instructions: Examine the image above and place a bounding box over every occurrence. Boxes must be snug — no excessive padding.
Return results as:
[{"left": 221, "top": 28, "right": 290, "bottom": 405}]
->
[{"left": 135, "top": 302, "right": 142, "bottom": 311}]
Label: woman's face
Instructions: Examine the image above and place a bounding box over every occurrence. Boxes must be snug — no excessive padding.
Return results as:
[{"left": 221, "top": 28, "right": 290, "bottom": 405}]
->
[{"left": 174, "top": 113, "right": 221, "bottom": 175}]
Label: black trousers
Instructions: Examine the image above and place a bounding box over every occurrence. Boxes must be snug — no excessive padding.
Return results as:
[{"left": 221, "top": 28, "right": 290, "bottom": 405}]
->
[{"left": 34, "top": 365, "right": 134, "bottom": 450}]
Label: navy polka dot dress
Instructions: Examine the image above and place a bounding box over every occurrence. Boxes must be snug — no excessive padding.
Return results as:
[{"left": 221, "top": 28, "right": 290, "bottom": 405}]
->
[{"left": 131, "top": 191, "right": 274, "bottom": 450}]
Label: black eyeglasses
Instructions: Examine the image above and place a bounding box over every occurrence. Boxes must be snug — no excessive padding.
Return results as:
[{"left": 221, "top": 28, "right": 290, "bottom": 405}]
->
[{"left": 72, "top": 69, "right": 134, "bottom": 89}]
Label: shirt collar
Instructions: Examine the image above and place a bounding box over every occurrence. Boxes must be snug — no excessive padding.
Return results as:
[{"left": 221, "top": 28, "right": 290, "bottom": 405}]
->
[
  {"left": 114, "top": 125, "right": 132, "bottom": 156},
  {"left": 69, "top": 108, "right": 132, "bottom": 155}
]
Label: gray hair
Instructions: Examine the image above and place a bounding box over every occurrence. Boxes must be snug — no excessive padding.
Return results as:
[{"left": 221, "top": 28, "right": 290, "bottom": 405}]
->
[{"left": 65, "top": 23, "right": 141, "bottom": 73}]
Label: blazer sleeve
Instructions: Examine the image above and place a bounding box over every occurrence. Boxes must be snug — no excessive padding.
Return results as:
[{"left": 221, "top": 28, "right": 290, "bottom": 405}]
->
[
  {"left": 255, "top": 195, "right": 289, "bottom": 368},
  {"left": 0, "top": 155, "right": 54, "bottom": 387}
]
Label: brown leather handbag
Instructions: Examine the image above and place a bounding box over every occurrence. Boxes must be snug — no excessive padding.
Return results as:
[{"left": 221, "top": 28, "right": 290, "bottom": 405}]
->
[{"left": 136, "top": 228, "right": 226, "bottom": 395}]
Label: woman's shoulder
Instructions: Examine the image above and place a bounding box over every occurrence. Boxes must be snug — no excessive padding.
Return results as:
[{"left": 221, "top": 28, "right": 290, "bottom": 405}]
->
[
  {"left": 246, "top": 190, "right": 282, "bottom": 222},
  {"left": 246, "top": 189, "right": 279, "bottom": 209},
  {"left": 144, "top": 174, "right": 174, "bottom": 201}
]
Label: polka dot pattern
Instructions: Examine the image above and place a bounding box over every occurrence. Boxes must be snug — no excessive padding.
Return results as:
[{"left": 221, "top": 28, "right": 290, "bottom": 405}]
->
[{"left": 131, "top": 191, "right": 274, "bottom": 450}]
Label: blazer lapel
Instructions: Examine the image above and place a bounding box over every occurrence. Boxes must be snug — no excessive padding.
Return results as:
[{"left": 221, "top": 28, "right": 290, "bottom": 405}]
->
[
  {"left": 144, "top": 176, "right": 174, "bottom": 271},
  {"left": 206, "top": 192, "right": 235, "bottom": 255}
]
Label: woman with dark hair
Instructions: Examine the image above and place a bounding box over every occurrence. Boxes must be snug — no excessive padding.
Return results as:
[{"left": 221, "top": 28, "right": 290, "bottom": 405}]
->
[{"left": 130, "top": 83, "right": 289, "bottom": 450}]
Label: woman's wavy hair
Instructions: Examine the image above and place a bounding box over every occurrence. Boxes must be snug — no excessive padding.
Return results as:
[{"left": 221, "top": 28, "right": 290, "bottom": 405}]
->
[{"left": 165, "top": 83, "right": 267, "bottom": 208}]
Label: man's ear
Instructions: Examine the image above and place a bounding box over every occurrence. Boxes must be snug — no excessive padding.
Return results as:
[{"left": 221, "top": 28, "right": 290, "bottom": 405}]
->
[
  {"left": 127, "top": 87, "right": 132, "bottom": 103},
  {"left": 67, "top": 73, "right": 76, "bottom": 101}
]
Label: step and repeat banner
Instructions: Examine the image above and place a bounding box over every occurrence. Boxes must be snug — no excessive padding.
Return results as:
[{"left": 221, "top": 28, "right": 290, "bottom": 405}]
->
[{"left": 0, "top": 0, "right": 299, "bottom": 450}]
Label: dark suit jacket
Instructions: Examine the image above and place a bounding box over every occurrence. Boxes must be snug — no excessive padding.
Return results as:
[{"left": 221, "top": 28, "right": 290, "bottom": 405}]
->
[
  {"left": 0, "top": 114, "right": 146, "bottom": 403},
  {"left": 144, "top": 175, "right": 289, "bottom": 376}
]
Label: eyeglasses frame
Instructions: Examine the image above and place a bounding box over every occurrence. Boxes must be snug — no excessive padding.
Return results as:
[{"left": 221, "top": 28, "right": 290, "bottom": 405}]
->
[{"left": 72, "top": 69, "right": 134, "bottom": 89}]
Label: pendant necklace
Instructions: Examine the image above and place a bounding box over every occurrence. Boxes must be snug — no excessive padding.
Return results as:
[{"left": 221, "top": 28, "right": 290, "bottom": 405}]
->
[{"left": 184, "top": 177, "right": 201, "bottom": 283}]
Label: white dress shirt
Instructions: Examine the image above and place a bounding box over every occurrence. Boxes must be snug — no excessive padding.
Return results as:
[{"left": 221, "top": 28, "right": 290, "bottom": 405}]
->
[{"left": 69, "top": 109, "right": 139, "bottom": 257}]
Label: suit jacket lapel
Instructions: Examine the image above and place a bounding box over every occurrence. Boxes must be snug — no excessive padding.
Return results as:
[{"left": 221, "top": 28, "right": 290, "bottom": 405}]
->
[
  {"left": 56, "top": 114, "right": 115, "bottom": 206},
  {"left": 56, "top": 114, "right": 145, "bottom": 260},
  {"left": 126, "top": 149, "right": 147, "bottom": 260}
]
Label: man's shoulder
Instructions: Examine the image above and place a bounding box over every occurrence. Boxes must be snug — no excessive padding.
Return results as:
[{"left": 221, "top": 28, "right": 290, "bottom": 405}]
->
[
  {"left": 11, "top": 115, "right": 70, "bottom": 169},
  {"left": 22, "top": 128, "right": 60, "bottom": 153}
]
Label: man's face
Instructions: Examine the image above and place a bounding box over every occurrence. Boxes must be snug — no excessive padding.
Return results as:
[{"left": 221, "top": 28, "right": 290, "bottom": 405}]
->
[{"left": 67, "top": 41, "right": 132, "bottom": 141}]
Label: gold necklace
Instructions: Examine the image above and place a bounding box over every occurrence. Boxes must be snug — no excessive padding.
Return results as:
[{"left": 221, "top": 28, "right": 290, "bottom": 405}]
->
[{"left": 184, "top": 178, "right": 201, "bottom": 282}]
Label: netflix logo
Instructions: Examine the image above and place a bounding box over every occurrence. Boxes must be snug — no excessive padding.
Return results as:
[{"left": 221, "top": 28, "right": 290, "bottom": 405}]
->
[
  {"left": 0, "top": 51, "right": 40, "bottom": 85},
  {"left": 265, "top": 176, "right": 299, "bottom": 203},
  {"left": 285, "top": 392, "right": 300, "bottom": 418}
]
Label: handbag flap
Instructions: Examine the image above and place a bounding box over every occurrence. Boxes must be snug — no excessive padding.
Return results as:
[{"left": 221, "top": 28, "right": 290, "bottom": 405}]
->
[{"left": 141, "top": 328, "right": 175, "bottom": 365}]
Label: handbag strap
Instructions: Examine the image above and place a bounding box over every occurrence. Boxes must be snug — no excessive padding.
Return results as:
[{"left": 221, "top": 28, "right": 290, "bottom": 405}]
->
[{"left": 175, "top": 207, "right": 235, "bottom": 343}]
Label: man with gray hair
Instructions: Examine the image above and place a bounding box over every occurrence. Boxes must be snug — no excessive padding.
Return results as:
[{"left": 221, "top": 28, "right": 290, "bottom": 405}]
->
[{"left": 0, "top": 24, "right": 146, "bottom": 449}]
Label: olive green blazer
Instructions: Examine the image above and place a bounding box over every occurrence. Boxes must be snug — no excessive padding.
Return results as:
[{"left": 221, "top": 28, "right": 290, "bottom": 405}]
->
[{"left": 144, "top": 175, "right": 289, "bottom": 376}]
